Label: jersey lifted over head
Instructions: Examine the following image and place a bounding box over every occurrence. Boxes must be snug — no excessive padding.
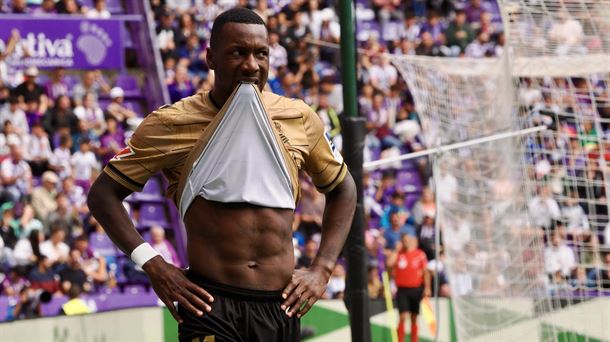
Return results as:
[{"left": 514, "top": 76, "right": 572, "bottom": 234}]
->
[{"left": 178, "top": 82, "right": 294, "bottom": 217}]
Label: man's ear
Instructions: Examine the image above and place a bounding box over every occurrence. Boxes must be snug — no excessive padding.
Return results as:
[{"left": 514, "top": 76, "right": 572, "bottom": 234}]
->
[{"left": 206, "top": 47, "right": 215, "bottom": 69}]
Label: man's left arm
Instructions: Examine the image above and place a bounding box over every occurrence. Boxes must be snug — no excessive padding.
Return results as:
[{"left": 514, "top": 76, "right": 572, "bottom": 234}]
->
[{"left": 281, "top": 172, "right": 356, "bottom": 317}]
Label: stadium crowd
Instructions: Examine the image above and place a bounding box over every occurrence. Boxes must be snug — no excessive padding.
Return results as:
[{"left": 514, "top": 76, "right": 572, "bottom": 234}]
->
[{"left": 0, "top": 0, "right": 608, "bottom": 321}]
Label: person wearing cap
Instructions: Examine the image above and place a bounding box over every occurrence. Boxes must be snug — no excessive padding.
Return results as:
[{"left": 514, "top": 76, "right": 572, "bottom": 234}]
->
[
  {"left": 31, "top": 171, "right": 59, "bottom": 226},
  {"left": 105, "top": 87, "right": 139, "bottom": 129},
  {"left": 12, "top": 66, "right": 46, "bottom": 105},
  {"left": 88, "top": 8, "right": 356, "bottom": 341},
  {"left": 387, "top": 232, "right": 431, "bottom": 342}
]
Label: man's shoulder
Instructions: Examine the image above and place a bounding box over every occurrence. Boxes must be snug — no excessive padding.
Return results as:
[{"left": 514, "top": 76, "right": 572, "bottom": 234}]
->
[
  {"left": 148, "top": 92, "right": 213, "bottom": 126},
  {"left": 263, "top": 91, "right": 313, "bottom": 118}
]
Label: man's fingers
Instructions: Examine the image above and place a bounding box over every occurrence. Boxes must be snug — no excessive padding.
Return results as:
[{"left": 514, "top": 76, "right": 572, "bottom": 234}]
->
[
  {"left": 281, "top": 284, "right": 302, "bottom": 312},
  {"left": 289, "top": 291, "right": 311, "bottom": 317},
  {"left": 297, "top": 296, "right": 316, "bottom": 317},
  {"left": 186, "top": 282, "right": 214, "bottom": 303},
  {"left": 162, "top": 296, "right": 182, "bottom": 323},
  {"left": 282, "top": 279, "right": 297, "bottom": 300},
  {"left": 181, "top": 288, "right": 212, "bottom": 313},
  {"left": 176, "top": 293, "right": 204, "bottom": 317}
]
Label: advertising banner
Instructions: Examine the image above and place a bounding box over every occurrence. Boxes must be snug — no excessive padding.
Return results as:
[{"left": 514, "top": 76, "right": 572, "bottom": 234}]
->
[{"left": 0, "top": 17, "right": 123, "bottom": 69}]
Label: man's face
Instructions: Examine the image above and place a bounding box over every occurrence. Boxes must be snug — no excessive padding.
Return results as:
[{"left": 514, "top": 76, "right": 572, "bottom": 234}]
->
[{"left": 207, "top": 23, "right": 269, "bottom": 93}]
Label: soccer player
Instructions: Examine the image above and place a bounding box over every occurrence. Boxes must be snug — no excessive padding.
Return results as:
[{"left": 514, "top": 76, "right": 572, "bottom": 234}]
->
[
  {"left": 87, "top": 7, "right": 356, "bottom": 342},
  {"left": 388, "top": 233, "right": 431, "bottom": 342}
]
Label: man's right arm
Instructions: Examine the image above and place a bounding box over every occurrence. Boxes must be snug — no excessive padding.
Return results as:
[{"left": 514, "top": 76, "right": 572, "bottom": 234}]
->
[{"left": 87, "top": 173, "right": 214, "bottom": 322}]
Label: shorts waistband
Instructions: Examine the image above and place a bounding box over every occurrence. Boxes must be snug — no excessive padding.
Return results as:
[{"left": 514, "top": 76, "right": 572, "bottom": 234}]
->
[{"left": 186, "top": 270, "right": 284, "bottom": 302}]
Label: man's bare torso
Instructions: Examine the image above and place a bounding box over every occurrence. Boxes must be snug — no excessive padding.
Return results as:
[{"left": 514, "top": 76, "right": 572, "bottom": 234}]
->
[{"left": 183, "top": 196, "right": 295, "bottom": 291}]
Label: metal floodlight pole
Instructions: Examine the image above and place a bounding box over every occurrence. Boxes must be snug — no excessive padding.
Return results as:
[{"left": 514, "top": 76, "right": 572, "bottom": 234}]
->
[{"left": 339, "top": 1, "right": 371, "bottom": 342}]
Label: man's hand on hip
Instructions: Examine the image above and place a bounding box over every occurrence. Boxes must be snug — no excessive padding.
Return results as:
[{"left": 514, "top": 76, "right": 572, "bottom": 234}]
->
[
  {"left": 281, "top": 268, "right": 330, "bottom": 318},
  {"left": 142, "top": 256, "right": 214, "bottom": 323}
]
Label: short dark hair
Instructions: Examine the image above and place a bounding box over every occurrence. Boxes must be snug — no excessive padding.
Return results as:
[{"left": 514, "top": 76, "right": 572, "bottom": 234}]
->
[{"left": 210, "top": 7, "right": 266, "bottom": 49}]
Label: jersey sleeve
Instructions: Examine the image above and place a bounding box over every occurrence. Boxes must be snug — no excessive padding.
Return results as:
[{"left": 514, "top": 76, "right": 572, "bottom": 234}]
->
[
  {"left": 302, "top": 106, "right": 347, "bottom": 193},
  {"left": 103, "top": 111, "right": 174, "bottom": 192}
]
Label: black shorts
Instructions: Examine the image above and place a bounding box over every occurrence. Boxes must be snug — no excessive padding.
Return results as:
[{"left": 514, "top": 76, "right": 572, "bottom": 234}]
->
[
  {"left": 178, "top": 271, "right": 300, "bottom": 342},
  {"left": 397, "top": 286, "right": 423, "bottom": 315}
]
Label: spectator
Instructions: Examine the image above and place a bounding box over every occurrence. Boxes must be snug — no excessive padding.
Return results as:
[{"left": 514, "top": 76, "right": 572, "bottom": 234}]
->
[
  {"left": 71, "top": 70, "right": 110, "bottom": 107},
  {"left": 1, "top": 143, "right": 33, "bottom": 203},
  {"left": 268, "top": 31, "right": 288, "bottom": 76},
  {"left": 412, "top": 186, "right": 436, "bottom": 225},
  {"left": 194, "top": 0, "right": 222, "bottom": 24},
  {"left": 33, "top": 0, "right": 57, "bottom": 15},
  {"left": 47, "top": 193, "right": 82, "bottom": 237},
  {"left": 445, "top": 9, "right": 474, "bottom": 54},
  {"left": 544, "top": 231, "right": 576, "bottom": 278},
  {"left": 312, "top": 93, "right": 341, "bottom": 149},
  {"left": 40, "top": 226, "right": 70, "bottom": 266},
  {"left": 367, "top": 263, "right": 383, "bottom": 299},
  {"left": 417, "top": 214, "right": 437, "bottom": 261},
  {"left": 61, "top": 176, "right": 88, "bottom": 217},
  {"left": 13, "top": 229, "right": 43, "bottom": 266},
  {"left": 415, "top": 31, "right": 443, "bottom": 56},
  {"left": 28, "top": 255, "right": 60, "bottom": 295},
  {"left": 548, "top": 11, "right": 585, "bottom": 55},
  {"left": 384, "top": 210, "right": 415, "bottom": 250},
  {"left": 178, "top": 34, "right": 209, "bottom": 80},
  {"left": 70, "top": 138, "right": 99, "bottom": 193},
  {"left": 59, "top": 249, "right": 92, "bottom": 294},
  {"left": 0, "top": 201, "right": 19, "bottom": 249},
  {"left": 12, "top": 66, "right": 45, "bottom": 104},
  {"left": 0, "top": 94, "right": 28, "bottom": 136},
  {"left": 465, "top": 30, "right": 492, "bottom": 58},
  {"left": 297, "top": 239, "right": 318, "bottom": 269},
  {"left": 97, "top": 116, "right": 125, "bottom": 166},
  {"left": 156, "top": 8, "right": 179, "bottom": 61},
  {"left": 464, "top": 0, "right": 492, "bottom": 26},
  {"left": 18, "top": 204, "right": 44, "bottom": 240},
  {"left": 528, "top": 186, "right": 561, "bottom": 230},
  {"left": 55, "top": 0, "right": 83, "bottom": 15},
  {"left": 25, "top": 123, "right": 53, "bottom": 176},
  {"left": 74, "top": 92, "right": 106, "bottom": 139},
  {"left": 88, "top": 216, "right": 118, "bottom": 268},
  {"left": 2, "top": 266, "right": 30, "bottom": 296},
  {"left": 73, "top": 235, "right": 108, "bottom": 287},
  {"left": 149, "top": 225, "right": 181, "bottom": 267},
  {"left": 42, "top": 94, "right": 80, "bottom": 139},
  {"left": 105, "top": 87, "right": 140, "bottom": 130},
  {"left": 85, "top": 0, "right": 111, "bottom": 19},
  {"left": 24, "top": 96, "right": 47, "bottom": 129},
  {"left": 324, "top": 264, "right": 346, "bottom": 299},
  {"left": 561, "top": 195, "right": 590, "bottom": 241},
  {"left": 421, "top": 11, "right": 445, "bottom": 46},
  {"left": 31, "top": 171, "right": 59, "bottom": 226},
  {"left": 48, "top": 134, "right": 73, "bottom": 179},
  {"left": 44, "top": 68, "right": 69, "bottom": 104},
  {"left": 9, "top": 0, "right": 29, "bottom": 14},
  {"left": 12, "top": 287, "right": 42, "bottom": 319},
  {"left": 369, "top": 55, "right": 398, "bottom": 95},
  {"left": 167, "top": 66, "right": 195, "bottom": 104}
]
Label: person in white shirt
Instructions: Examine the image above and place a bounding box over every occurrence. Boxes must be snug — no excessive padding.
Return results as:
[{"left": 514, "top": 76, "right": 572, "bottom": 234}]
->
[
  {"left": 368, "top": 55, "right": 398, "bottom": 95},
  {"left": 70, "top": 138, "right": 100, "bottom": 192},
  {"left": 49, "top": 134, "right": 73, "bottom": 180},
  {"left": 85, "top": 0, "right": 111, "bottom": 19},
  {"left": 268, "top": 31, "right": 288, "bottom": 77},
  {"left": 25, "top": 123, "right": 53, "bottom": 176},
  {"left": 528, "top": 186, "right": 561, "bottom": 230},
  {"left": 562, "top": 195, "right": 590, "bottom": 240},
  {"left": 0, "top": 143, "right": 32, "bottom": 202},
  {"left": 548, "top": 11, "right": 585, "bottom": 55},
  {"left": 74, "top": 92, "right": 106, "bottom": 138},
  {"left": 39, "top": 227, "right": 70, "bottom": 265},
  {"left": 544, "top": 231, "right": 576, "bottom": 278},
  {"left": 0, "top": 95, "right": 28, "bottom": 136}
]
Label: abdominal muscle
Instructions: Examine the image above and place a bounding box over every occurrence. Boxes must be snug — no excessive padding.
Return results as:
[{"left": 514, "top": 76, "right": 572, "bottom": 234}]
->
[{"left": 183, "top": 196, "right": 296, "bottom": 291}]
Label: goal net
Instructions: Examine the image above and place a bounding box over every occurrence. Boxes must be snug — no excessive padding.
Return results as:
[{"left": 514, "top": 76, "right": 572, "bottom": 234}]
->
[{"left": 390, "top": 1, "right": 610, "bottom": 341}]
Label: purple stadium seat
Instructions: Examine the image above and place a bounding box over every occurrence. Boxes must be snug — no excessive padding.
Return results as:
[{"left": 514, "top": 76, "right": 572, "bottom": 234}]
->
[
  {"left": 41, "top": 295, "right": 68, "bottom": 316},
  {"left": 138, "top": 202, "right": 169, "bottom": 228},
  {"left": 115, "top": 74, "right": 142, "bottom": 98}
]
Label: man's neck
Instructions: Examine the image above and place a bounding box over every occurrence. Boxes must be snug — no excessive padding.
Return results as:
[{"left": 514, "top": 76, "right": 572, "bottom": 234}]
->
[{"left": 208, "top": 89, "right": 226, "bottom": 110}]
